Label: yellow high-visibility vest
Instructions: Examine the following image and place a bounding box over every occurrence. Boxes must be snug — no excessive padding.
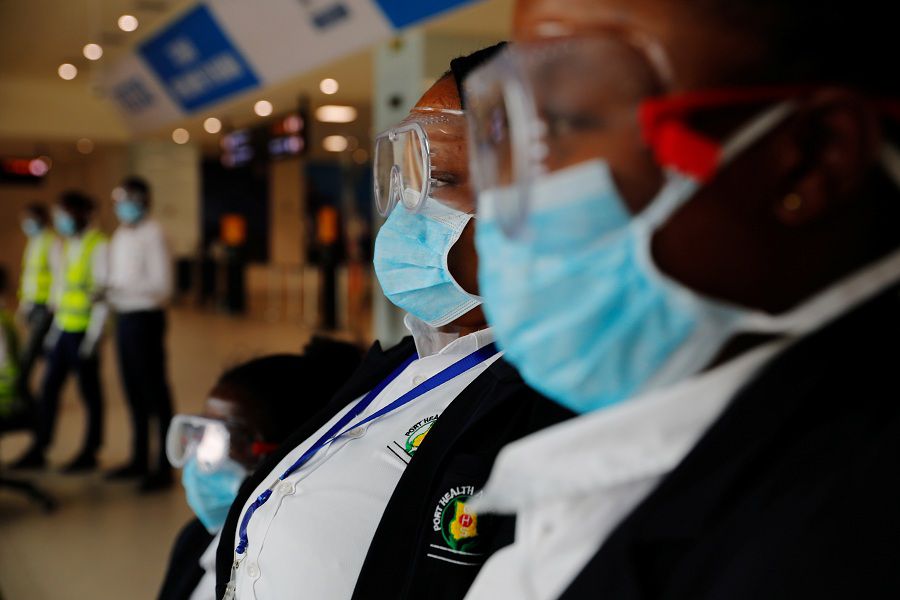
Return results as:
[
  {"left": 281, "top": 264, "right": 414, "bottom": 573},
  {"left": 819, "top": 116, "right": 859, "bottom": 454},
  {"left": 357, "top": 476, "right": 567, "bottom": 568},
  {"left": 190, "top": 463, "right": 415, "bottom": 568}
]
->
[
  {"left": 56, "top": 230, "right": 106, "bottom": 333},
  {"left": 0, "top": 310, "right": 19, "bottom": 416},
  {"left": 19, "top": 230, "right": 55, "bottom": 305}
]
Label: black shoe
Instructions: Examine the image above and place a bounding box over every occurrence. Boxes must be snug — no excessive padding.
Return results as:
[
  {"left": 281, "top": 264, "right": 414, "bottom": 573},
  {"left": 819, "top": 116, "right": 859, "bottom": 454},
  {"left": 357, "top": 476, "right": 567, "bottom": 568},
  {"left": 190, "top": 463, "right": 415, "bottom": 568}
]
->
[
  {"left": 60, "top": 451, "right": 97, "bottom": 474},
  {"left": 138, "top": 470, "right": 174, "bottom": 494},
  {"left": 8, "top": 445, "right": 47, "bottom": 470},
  {"left": 104, "top": 462, "right": 148, "bottom": 481}
]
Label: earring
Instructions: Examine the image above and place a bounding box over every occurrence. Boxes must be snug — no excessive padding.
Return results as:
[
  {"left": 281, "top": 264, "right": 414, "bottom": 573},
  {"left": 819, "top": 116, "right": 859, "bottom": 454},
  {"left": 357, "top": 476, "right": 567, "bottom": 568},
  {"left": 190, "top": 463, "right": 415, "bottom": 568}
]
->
[{"left": 782, "top": 193, "right": 803, "bottom": 212}]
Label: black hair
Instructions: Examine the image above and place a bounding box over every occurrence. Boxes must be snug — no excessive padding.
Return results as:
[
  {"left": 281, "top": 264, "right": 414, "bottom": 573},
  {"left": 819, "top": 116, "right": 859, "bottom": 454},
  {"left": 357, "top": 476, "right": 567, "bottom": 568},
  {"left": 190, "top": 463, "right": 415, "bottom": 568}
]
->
[
  {"left": 216, "top": 336, "right": 364, "bottom": 444},
  {"left": 449, "top": 42, "right": 508, "bottom": 109},
  {"left": 122, "top": 176, "right": 151, "bottom": 206},
  {"left": 59, "top": 190, "right": 94, "bottom": 218},
  {"left": 700, "top": 0, "right": 896, "bottom": 97},
  {"left": 24, "top": 202, "right": 50, "bottom": 225},
  {"left": 0, "top": 266, "right": 7, "bottom": 295}
]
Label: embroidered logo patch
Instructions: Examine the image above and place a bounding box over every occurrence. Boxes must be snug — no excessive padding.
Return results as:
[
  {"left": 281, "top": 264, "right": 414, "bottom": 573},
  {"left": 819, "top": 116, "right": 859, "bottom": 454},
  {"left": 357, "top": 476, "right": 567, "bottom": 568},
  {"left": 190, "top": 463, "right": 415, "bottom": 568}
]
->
[
  {"left": 404, "top": 415, "right": 438, "bottom": 456},
  {"left": 427, "top": 486, "right": 486, "bottom": 566},
  {"left": 435, "top": 486, "right": 478, "bottom": 551},
  {"left": 387, "top": 415, "right": 438, "bottom": 465}
]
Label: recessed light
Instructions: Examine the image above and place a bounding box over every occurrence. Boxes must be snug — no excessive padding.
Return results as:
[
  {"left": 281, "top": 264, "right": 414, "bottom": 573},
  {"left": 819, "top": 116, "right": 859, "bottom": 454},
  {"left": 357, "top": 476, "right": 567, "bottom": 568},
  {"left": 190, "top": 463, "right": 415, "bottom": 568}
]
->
[
  {"left": 172, "top": 128, "right": 190, "bottom": 144},
  {"left": 118, "top": 15, "right": 139, "bottom": 32},
  {"left": 58, "top": 63, "right": 78, "bottom": 80},
  {"left": 254, "top": 100, "right": 273, "bottom": 117},
  {"left": 322, "top": 135, "right": 349, "bottom": 152},
  {"left": 319, "top": 78, "right": 339, "bottom": 95},
  {"left": 83, "top": 43, "right": 103, "bottom": 61},
  {"left": 315, "top": 105, "right": 357, "bottom": 123},
  {"left": 204, "top": 117, "right": 222, "bottom": 134}
]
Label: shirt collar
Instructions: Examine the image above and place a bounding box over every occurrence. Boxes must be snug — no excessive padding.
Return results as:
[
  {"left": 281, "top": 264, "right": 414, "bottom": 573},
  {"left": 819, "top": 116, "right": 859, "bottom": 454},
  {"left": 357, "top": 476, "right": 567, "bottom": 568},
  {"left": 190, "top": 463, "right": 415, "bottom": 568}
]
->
[
  {"left": 404, "top": 313, "right": 494, "bottom": 358},
  {"left": 471, "top": 340, "right": 787, "bottom": 515}
]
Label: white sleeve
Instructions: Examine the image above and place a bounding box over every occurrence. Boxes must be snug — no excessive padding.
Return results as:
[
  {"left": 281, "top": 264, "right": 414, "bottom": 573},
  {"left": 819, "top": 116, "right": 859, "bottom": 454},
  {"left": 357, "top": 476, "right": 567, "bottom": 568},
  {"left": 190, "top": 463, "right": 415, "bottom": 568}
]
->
[
  {"left": 144, "top": 225, "right": 174, "bottom": 304},
  {"left": 91, "top": 240, "right": 110, "bottom": 293}
]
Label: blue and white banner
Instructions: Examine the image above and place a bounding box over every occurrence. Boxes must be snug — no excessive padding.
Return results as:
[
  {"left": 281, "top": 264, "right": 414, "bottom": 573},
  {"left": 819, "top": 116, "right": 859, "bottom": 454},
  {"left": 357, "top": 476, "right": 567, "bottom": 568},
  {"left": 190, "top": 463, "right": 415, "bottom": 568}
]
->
[
  {"left": 103, "top": 0, "right": 480, "bottom": 131},
  {"left": 138, "top": 4, "right": 260, "bottom": 112}
]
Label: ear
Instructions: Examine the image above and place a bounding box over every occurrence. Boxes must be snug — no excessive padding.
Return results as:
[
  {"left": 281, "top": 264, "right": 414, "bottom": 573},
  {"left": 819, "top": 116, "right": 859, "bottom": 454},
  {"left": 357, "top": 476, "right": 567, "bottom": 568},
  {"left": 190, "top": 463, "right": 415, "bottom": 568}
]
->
[{"left": 774, "top": 90, "right": 882, "bottom": 226}]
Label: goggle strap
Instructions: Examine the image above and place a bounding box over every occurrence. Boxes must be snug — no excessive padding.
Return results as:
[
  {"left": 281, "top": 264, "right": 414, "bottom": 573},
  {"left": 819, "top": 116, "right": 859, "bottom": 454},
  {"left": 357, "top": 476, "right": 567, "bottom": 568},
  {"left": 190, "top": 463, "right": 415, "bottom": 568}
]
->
[
  {"left": 641, "top": 100, "right": 796, "bottom": 182},
  {"left": 646, "top": 120, "right": 721, "bottom": 182},
  {"left": 251, "top": 441, "right": 279, "bottom": 456}
]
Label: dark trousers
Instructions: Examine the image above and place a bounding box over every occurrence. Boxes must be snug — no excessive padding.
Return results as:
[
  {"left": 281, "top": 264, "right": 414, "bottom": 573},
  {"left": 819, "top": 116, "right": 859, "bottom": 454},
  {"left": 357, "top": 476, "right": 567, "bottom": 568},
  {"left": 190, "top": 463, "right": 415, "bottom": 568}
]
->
[
  {"left": 19, "top": 304, "right": 53, "bottom": 405},
  {"left": 116, "top": 310, "right": 173, "bottom": 472},
  {"left": 37, "top": 331, "right": 104, "bottom": 453}
]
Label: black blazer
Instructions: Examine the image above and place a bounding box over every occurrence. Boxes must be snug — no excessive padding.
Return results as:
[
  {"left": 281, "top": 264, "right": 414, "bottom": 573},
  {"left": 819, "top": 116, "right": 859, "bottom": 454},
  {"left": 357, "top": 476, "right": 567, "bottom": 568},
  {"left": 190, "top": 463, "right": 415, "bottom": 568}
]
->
[
  {"left": 158, "top": 519, "right": 214, "bottom": 600},
  {"left": 559, "top": 289, "right": 900, "bottom": 599},
  {"left": 351, "top": 357, "right": 573, "bottom": 600},
  {"left": 215, "top": 336, "right": 571, "bottom": 599},
  {"left": 214, "top": 336, "right": 419, "bottom": 597}
]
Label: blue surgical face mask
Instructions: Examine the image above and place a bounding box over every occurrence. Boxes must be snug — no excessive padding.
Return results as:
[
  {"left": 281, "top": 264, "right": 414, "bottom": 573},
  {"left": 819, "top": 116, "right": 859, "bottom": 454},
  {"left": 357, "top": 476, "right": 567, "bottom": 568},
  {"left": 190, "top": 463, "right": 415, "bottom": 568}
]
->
[
  {"left": 115, "top": 198, "right": 145, "bottom": 225},
  {"left": 53, "top": 211, "right": 77, "bottom": 237},
  {"left": 182, "top": 457, "right": 246, "bottom": 533},
  {"left": 21, "top": 218, "right": 42, "bottom": 238},
  {"left": 475, "top": 104, "right": 802, "bottom": 414},
  {"left": 374, "top": 196, "right": 482, "bottom": 327}
]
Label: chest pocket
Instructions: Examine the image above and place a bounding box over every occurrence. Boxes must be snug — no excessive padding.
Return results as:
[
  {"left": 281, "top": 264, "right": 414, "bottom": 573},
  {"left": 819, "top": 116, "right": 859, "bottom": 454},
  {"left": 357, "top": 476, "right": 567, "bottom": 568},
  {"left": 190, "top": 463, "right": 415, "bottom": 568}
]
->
[{"left": 416, "top": 454, "right": 514, "bottom": 600}]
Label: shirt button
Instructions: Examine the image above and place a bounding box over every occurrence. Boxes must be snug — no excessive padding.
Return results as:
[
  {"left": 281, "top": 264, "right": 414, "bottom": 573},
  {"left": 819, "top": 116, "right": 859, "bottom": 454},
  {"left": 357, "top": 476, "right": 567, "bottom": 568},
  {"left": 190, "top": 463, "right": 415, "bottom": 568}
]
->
[
  {"left": 278, "top": 481, "right": 294, "bottom": 495},
  {"left": 345, "top": 426, "right": 365, "bottom": 439},
  {"left": 246, "top": 562, "right": 260, "bottom": 578},
  {"left": 412, "top": 375, "right": 427, "bottom": 386}
]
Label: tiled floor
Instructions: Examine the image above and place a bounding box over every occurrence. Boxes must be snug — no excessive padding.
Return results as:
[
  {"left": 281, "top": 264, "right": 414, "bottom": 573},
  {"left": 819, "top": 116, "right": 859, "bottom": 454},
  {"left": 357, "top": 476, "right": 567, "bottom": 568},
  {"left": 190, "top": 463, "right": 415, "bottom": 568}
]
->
[{"left": 0, "top": 308, "right": 317, "bottom": 600}]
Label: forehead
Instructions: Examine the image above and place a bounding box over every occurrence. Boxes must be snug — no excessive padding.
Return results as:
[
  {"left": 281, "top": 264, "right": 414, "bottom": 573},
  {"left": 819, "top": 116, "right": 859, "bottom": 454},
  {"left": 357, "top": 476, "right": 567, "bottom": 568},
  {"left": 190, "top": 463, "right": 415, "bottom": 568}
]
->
[
  {"left": 512, "top": 0, "right": 768, "bottom": 91},
  {"left": 414, "top": 75, "right": 462, "bottom": 111},
  {"left": 204, "top": 384, "right": 248, "bottom": 422}
]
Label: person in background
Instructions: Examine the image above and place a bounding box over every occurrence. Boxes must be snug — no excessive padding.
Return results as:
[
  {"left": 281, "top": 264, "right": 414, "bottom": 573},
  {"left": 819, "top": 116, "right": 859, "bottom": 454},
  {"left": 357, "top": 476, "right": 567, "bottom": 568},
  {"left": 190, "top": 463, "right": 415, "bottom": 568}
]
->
[
  {"left": 104, "top": 177, "right": 176, "bottom": 492},
  {"left": 0, "top": 267, "right": 21, "bottom": 421},
  {"left": 460, "top": 0, "right": 900, "bottom": 598},
  {"left": 215, "top": 45, "right": 571, "bottom": 600},
  {"left": 158, "top": 338, "right": 363, "bottom": 600},
  {"left": 16, "top": 203, "right": 57, "bottom": 408},
  {"left": 12, "top": 191, "right": 108, "bottom": 472}
]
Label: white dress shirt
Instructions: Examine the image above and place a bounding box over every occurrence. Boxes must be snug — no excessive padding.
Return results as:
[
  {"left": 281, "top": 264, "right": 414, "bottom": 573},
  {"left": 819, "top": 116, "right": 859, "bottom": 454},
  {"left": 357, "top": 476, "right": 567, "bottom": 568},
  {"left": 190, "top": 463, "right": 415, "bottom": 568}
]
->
[
  {"left": 229, "top": 316, "right": 501, "bottom": 600},
  {"left": 108, "top": 218, "right": 173, "bottom": 312},
  {"left": 190, "top": 532, "right": 221, "bottom": 600},
  {"left": 462, "top": 341, "right": 786, "bottom": 600},
  {"left": 463, "top": 247, "right": 900, "bottom": 600}
]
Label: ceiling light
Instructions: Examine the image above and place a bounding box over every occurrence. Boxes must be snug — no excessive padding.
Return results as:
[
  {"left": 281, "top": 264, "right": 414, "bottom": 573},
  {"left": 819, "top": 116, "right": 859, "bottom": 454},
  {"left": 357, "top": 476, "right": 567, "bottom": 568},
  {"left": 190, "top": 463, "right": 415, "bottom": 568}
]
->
[
  {"left": 204, "top": 117, "right": 222, "bottom": 134},
  {"left": 172, "top": 128, "right": 190, "bottom": 144},
  {"left": 322, "top": 135, "right": 349, "bottom": 152},
  {"left": 315, "top": 105, "right": 357, "bottom": 123},
  {"left": 76, "top": 138, "right": 95, "bottom": 154},
  {"left": 319, "top": 78, "right": 339, "bottom": 95},
  {"left": 254, "top": 100, "right": 273, "bottom": 117},
  {"left": 83, "top": 43, "right": 103, "bottom": 61},
  {"left": 118, "top": 15, "right": 139, "bottom": 32},
  {"left": 58, "top": 63, "right": 77, "bottom": 80}
]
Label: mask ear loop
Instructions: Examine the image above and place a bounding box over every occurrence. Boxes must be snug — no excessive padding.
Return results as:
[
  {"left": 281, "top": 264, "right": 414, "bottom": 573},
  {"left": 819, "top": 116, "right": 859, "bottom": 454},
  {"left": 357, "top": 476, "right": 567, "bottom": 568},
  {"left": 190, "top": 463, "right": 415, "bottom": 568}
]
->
[{"left": 640, "top": 100, "right": 799, "bottom": 232}]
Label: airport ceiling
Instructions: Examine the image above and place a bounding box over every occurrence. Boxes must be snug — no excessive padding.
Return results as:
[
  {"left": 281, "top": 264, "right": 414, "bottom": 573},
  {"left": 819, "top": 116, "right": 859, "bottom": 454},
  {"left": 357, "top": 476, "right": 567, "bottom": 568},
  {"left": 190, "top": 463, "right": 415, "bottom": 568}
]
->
[{"left": 0, "top": 0, "right": 513, "bottom": 137}]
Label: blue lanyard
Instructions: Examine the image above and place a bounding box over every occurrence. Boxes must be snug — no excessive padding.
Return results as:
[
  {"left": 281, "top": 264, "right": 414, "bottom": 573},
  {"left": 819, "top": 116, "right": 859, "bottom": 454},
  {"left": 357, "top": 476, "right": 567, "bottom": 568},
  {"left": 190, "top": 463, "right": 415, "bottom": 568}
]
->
[{"left": 234, "top": 342, "right": 498, "bottom": 555}]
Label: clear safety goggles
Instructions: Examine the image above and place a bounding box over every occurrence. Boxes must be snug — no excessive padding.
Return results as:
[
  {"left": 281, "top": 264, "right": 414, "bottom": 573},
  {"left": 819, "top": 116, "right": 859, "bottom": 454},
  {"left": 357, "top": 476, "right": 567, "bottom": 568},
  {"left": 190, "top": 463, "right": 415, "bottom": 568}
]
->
[
  {"left": 466, "top": 35, "right": 900, "bottom": 238},
  {"left": 464, "top": 34, "right": 673, "bottom": 236},
  {"left": 166, "top": 414, "right": 273, "bottom": 473},
  {"left": 374, "top": 108, "right": 470, "bottom": 216}
]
